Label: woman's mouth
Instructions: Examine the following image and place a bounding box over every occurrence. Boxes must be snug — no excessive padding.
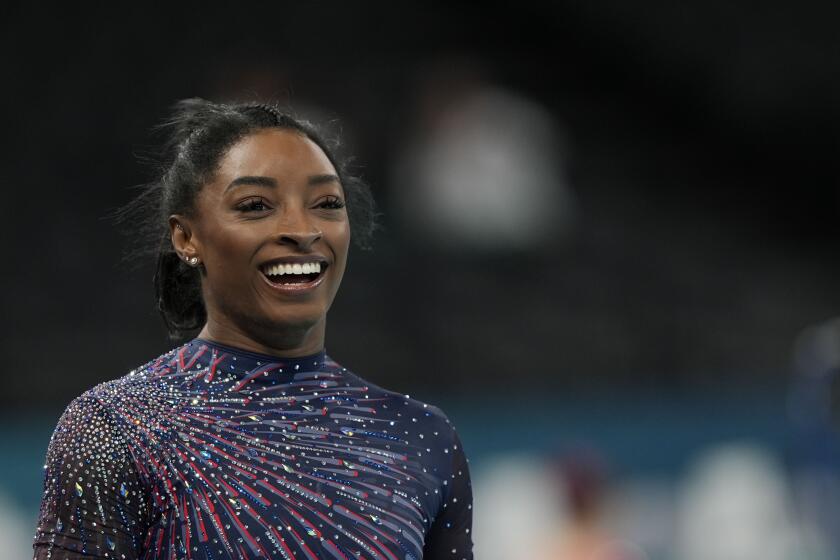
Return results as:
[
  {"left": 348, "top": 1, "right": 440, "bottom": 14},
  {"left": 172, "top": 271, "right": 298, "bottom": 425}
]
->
[{"left": 260, "top": 261, "right": 327, "bottom": 287}]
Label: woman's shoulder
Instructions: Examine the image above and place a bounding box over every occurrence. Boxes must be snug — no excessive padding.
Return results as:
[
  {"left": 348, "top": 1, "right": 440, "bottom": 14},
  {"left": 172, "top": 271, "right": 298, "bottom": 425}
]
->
[
  {"left": 337, "top": 364, "right": 462, "bottom": 437},
  {"left": 44, "top": 381, "right": 145, "bottom": 478}
]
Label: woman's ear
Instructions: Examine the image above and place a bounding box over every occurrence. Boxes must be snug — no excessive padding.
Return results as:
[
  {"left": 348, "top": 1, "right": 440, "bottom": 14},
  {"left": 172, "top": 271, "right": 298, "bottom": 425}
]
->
[{"left": 169, "top": 215, "right": 200, "bottom": 264}]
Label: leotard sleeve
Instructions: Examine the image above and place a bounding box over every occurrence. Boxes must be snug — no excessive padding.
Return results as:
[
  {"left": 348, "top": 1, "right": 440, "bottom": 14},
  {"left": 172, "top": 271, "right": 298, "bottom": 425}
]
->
[
  {"left": 422, "top": 426, "right": 474, "bottom": 560},
  {"left": 33, "top": 393, "right": 148, "bottom": 559}
]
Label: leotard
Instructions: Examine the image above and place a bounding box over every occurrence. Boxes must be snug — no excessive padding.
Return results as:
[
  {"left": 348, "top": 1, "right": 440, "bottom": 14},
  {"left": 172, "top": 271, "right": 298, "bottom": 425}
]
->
[{"left": 33, "top": 338, "right": 473, "bottom": 559}]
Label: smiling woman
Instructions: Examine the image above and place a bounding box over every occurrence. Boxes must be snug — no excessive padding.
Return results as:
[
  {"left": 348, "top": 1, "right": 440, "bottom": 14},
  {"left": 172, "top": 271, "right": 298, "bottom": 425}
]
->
[
  {"left": 32, "top": 99, "right": 474, "bottom": 560},
  {"left": 173, "top": 129, "right": 352, "bottom": 357}
]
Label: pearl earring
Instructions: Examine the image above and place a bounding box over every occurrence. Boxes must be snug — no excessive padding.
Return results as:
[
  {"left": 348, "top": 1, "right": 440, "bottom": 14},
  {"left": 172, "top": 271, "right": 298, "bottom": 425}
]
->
[{"left": 188, "top": 256, "right": 199, "bottom": 266}]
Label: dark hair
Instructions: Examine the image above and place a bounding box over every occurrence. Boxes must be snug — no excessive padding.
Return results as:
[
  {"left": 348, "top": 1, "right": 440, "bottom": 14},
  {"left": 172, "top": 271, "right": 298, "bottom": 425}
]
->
[{"left": 121, "top": 98, "right": 376, "bottom": 339}]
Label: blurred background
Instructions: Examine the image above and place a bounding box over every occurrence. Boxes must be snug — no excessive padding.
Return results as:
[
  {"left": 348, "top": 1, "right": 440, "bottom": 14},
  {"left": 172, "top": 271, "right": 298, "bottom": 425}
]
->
[{"left": 2, "top": 2, "right": 840, "bottom": 558}]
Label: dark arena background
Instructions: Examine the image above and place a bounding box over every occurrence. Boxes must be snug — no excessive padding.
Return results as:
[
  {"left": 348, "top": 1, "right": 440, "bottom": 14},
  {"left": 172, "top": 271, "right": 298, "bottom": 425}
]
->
[{"left": 3, "top": 2, "right": 840, "bottom": 558}]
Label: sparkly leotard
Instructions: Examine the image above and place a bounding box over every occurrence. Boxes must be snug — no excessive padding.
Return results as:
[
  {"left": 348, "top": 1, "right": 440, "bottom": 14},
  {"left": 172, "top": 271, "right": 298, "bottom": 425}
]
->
[{"left": 33, "top": 339, "right": 473, "bottom": 559}]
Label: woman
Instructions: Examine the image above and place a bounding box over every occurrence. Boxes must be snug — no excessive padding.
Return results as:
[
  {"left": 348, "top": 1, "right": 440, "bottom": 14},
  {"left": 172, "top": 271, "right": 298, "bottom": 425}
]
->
[{"left": 33, "top": 99, "right": 473, "bottom": 560}]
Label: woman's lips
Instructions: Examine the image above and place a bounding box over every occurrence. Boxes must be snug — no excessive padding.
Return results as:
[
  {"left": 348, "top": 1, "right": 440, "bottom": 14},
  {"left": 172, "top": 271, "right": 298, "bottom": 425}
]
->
[{"left": 260, "top": 261, "right": 328, "bottom": 294}]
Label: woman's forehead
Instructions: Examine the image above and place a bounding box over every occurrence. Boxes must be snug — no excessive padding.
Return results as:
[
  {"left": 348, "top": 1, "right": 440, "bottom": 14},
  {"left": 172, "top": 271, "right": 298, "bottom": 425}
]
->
[{"left": 218, "top": 128, "right": 336, "bottom": 180}]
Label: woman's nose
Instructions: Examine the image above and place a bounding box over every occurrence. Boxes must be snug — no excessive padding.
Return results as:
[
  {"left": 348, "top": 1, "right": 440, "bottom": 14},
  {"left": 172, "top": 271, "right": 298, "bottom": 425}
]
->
[{"left": 274, "top": 211, "right": 323, "bottom": 251}]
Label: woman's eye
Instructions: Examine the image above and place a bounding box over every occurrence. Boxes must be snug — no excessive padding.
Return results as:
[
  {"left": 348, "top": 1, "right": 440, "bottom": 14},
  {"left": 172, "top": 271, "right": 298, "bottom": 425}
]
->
[
  {"left": 316, "top": 196, "right": 346, "bottom": 210},
  {"left": 236, "top": 198, "right": 270, "bottom": 212}
]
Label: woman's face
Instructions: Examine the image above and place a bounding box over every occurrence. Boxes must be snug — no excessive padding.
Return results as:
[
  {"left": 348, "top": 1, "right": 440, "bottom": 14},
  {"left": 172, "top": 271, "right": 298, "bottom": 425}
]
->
[{"left": 174, "top": 128, "right": 351, "bottom": 349}]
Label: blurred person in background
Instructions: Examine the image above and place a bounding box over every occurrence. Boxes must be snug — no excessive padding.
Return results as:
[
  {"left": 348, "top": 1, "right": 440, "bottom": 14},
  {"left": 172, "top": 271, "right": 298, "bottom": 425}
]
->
[
  {"left": 32, "top": 99, "right": 473, "bottom": 559},
  {"left": 471, "top": 452, "right": 646, "bottom": 560},
  {"left": 536, "top": 454, "right": 644, "bottom": 560},
  {"left": 787, "top": 317, "right": 840, "bottom": 557},
  {"left": 391, "top": 59, "right": 575, "bottom": 255}
]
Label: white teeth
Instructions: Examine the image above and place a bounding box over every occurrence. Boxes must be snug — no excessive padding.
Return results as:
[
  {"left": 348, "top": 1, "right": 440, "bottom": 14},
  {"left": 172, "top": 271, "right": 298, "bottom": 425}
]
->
[{"left": 263, "top": 262, "right": 323, "bottom": 276}]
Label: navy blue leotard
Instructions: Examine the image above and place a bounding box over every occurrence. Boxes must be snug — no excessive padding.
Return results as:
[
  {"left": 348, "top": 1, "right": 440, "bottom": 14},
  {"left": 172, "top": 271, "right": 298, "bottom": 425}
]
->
[{"left": 33, "top": 339, "right": 473, "bottom": 559}]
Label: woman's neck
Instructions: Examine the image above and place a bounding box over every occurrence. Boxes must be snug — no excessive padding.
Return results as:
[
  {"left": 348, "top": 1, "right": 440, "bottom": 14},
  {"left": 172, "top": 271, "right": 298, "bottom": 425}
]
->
[{"left": 198, "top": 315, "right": 326, "bottom": 358}]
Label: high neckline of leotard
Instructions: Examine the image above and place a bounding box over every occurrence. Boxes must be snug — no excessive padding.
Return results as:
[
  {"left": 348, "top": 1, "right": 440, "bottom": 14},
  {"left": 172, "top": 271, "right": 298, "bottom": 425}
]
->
[{"left": 193, "top": 337, "right": 328, "bottom": 369}]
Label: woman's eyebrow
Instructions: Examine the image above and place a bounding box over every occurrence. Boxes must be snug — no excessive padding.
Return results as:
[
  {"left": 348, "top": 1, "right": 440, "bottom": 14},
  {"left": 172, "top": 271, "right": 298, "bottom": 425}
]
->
[
  {"left": 225, "top": 174, "right": 340, "bottom": 192},
  {"left": 308, "top": 173, "right": 341, "bottom": 186},
  {"left": 225, "top": 176, "right": 277, "bottom": 192}
]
